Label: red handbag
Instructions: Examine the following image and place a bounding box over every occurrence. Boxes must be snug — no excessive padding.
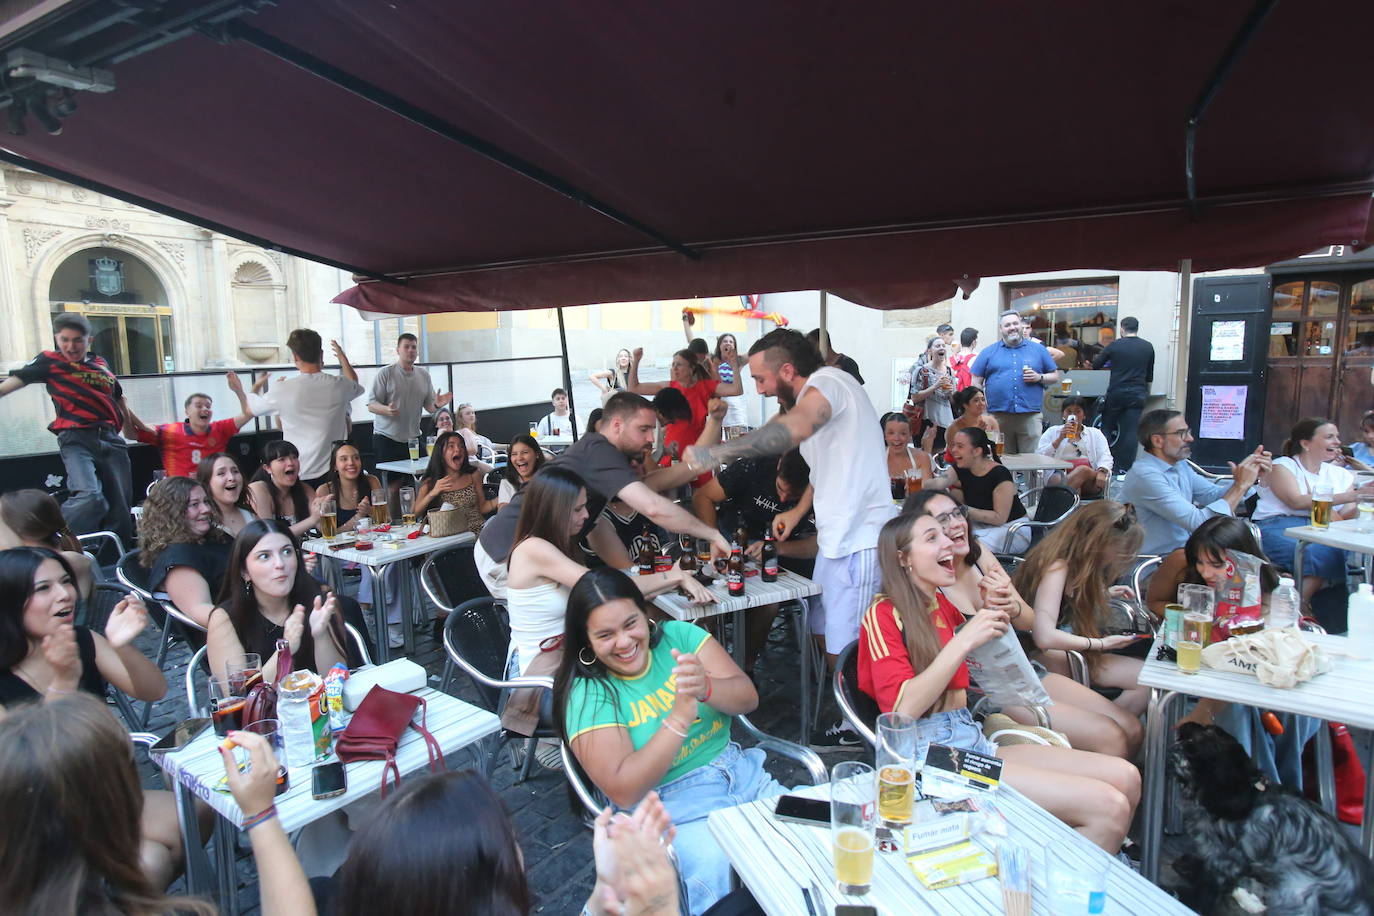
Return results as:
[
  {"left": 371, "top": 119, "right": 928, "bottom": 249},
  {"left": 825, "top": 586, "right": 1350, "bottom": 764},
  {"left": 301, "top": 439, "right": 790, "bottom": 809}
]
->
[
  {"left": 243, "top": 638, "right": 291, "bottom": 725},
  {"left": 335, "top": 686, "right": 445, "bottom": 797}
]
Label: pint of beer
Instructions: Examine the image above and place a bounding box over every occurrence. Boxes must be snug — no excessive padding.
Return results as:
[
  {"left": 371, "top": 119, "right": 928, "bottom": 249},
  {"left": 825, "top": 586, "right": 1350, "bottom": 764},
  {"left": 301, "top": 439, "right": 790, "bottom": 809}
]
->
[
  {"left": 319, "top": 498, "right": 338, "bottom": 539},
  {"left": 991, "top": 432, "right": 1005, "bottom": 458},
  {"left": 1312, "top": 485, "right": 1333, "bottom": 529},
  {"left": 1060, "top": 378, "right": 1072, "bottom": 394},
  {"left": 1066, "top": 416, "right": 1079, "bottom": 441}
]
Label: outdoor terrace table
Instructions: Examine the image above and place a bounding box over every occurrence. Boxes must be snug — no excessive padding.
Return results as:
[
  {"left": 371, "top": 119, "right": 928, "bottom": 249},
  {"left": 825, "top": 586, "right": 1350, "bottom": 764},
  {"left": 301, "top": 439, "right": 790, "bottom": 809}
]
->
[
  {"left": 708, "top": 780, "right": 1191, "bottom": 916},
  {"left": 1283, "top": 517, "right": 1374, "bottom": 597},
  {"left": 376, "top": 456, "right": 429, "bottom": 479},
  {"left": 1138, "top": 632, "right": 1374, "bottom": 882},
  {"left": 303, "top": 528, "right": 476, "bottom": 661},
  {"left": 1000, "top": 453, "right": 1072, "bottom": 491},
  {"left": 153, "top": 686, "right": 499, "bottom": 916},
  {"left": 652, "top": 566, "right": 821, "bottom": 743}
]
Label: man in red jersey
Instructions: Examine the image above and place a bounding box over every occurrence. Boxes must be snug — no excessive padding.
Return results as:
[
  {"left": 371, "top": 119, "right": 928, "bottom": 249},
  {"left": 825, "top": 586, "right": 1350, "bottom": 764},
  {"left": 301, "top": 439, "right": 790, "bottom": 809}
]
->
[
  {"left": 0, "top": 313, "right": 133, "bottom": 542},
  {"left": 124, "top": 372, "right": 254, "bottom": 477}
]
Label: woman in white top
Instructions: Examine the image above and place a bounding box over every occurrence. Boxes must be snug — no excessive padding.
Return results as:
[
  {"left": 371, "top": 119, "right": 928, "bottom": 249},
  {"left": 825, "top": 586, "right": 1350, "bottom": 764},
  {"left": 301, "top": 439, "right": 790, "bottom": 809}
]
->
[
  {"left": 496, "top": 435, "right": 545, "bottom": 508},
  {"left": 197, "top": 453, "right": 258, "bottom": 538},
  {"left": 1035, "top": 398, "right": 1112, "bottom": 496},
  {"left": 506, "top": 466, "right": 711, "bottom": 675},
  {"left": 879, "top": 412, "right": 934, "bottom": 499},
  {"left": 589, "top": 348, "right": 633, "bottom": 397},
  {"left": 455, "top": 403, "right": 497, "bottom": 460},
  {"left": 714, "top": 333, "right": 752, "bottom": 430},
  {"left": 1254, "top": 417, "right": 1374, "bottom": 601}
]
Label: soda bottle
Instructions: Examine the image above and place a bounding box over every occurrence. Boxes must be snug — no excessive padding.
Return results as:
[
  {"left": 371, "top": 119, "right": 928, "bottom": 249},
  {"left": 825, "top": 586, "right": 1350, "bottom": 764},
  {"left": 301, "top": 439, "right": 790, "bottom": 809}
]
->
[
  {"left": 726, "top": 543, "right": 745, "bottom": 596},
  {"left": 637, "top": 523, "right": 655, "bottom": 576},
  {"left": 761, "top": 530, "right": 778, "bottom": 582}
]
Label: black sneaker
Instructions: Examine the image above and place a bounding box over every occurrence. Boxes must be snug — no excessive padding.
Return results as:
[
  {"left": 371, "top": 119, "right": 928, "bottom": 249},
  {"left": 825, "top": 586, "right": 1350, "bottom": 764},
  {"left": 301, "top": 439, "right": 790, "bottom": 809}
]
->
[{"left": 811, "top": 720, "right": 862, "bottom": 752}]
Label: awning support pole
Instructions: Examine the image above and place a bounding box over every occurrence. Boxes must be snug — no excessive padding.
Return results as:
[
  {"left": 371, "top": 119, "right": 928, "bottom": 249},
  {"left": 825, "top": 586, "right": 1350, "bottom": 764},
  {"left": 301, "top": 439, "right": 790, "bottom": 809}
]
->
[
  {"left": 1185, "top": 0, "right": 1279, "bottom": 218},
  {"left": 224, "top": 22, "right": 700, "bottom": 262},
  {"left": 1172, "top": 259, "right": 1193, "bottom": 410},
  {"left": 818, "top": 290, "right": 829, "bottom": 359},
  {"left": 557, "top": 307, "right": 579, "bottom": 440}
]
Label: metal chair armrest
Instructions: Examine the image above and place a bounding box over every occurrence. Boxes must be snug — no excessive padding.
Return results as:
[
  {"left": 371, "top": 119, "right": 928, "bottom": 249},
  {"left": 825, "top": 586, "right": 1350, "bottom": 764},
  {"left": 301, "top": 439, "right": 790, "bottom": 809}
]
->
[
  {"left": 560, "top": 741, "right": 607, "bottom": 817},
  {"left": 419, "top": 547, "right": 469, "bottom": 615},
  {"left": 1003, "top": 518, "right": 1060, "bottom": 539},
  {"left": 735, "top": 714, "right": 829, "bottom": 785},
  {"left": 1064, "top": 649, "right": 1091, "bottom": 686},
  {"left": 344, "top": 623, "right": 374, "bottom": 668},
  {"left": 185, "top": 644, "right": 210, "bottom": 715},
  {"left": 440, "top": 616, "right": 552, "bottom": 694},
  {"left": 832, "top": 666, "right": 879, "bottom": 752}
]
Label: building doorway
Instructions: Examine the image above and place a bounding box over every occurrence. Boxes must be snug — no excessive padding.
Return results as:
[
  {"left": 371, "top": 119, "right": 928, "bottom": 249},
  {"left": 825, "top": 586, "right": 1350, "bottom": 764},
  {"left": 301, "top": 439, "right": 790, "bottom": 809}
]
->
[{"left": 48, "top": 247, "right": 174, "bottom": 375}]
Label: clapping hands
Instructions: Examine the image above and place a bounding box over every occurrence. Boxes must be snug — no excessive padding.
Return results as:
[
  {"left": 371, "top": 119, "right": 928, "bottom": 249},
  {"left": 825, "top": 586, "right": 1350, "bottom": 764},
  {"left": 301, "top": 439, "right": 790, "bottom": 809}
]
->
[{"left": 104, "top": 594, "right": 149, "bottom": 648}]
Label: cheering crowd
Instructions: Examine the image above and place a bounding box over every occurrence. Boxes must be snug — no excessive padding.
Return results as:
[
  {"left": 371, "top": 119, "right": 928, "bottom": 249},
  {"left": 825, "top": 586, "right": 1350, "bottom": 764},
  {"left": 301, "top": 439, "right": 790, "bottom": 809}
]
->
[{"left": 2, "top": 307, "right": 1373, "bottom": 914}]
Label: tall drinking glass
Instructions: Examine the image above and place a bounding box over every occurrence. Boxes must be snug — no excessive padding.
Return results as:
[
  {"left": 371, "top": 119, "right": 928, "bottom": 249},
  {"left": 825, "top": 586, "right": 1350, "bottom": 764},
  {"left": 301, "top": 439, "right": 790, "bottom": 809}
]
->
[
  {"left": 991, "top": 431, "right": 1006, "bottom": 458},
  {"left": 226, "top": 653, "right": 262, "bottom": 695},
  {"left": 1178, "top": 612, "right": 1212, "bottom": 674},
  {"left": 407, "top": 438, "right": 420, "bottom": 461},
  {"left": 1312, "top": 484, "right": 1333, "bottom": 529},
  {"left": 209, "top": 680, "right": 246, "bottom": 736},
  {"left": 1177, "top": 583, "right": 1215, "bottom": 622},
  {"left": 426, "top": 435, "right": 437, "bottom": 455},
  {"left": 831, "top": 761, "right": 877, "bottom": 896},
  {"left": 242, "top": 718, "right": 289, "bottom": 796},
  {"left": 318, "top": 497, "right": 338, "bottom": 540},
  {"left": 400, "top": 486, "right": 416, "bottom": 526},
  {"left": 370, "top": 488, "right": 390, "bottom": 525},
  {"left": 876, "top": 712, "right": 921, "bottom": 832}
]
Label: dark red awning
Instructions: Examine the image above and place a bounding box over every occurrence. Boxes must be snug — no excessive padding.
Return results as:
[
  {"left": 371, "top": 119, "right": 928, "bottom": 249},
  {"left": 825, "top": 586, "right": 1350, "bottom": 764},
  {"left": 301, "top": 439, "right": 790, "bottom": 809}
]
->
[{"left": 0, "top": 1, "right": 1370, "bottom": 313}]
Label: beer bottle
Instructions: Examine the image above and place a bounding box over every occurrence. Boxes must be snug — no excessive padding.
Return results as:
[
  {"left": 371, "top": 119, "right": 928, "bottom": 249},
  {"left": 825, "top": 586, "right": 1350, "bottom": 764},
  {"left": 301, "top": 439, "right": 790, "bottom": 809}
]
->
[
  {"left": 637, "top": 523, "right": 655, "bottom": 576},
  {"left": 735, "top": 525, "right": 749, "bottom": 556},
  {"left": 679, "top": 538, "right": 698, "bottom": 574},
  {"left": 726, "top": 542, "right": 745, "bottom": 596},
  {"left": 762, "top": 530, "right": 778, "bottom": 582}
]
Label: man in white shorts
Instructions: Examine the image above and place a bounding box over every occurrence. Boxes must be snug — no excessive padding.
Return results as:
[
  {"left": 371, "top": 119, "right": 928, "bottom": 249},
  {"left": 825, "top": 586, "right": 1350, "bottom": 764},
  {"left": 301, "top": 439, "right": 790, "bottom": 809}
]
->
[{"left": 687, "top": 328, "right": 895, "bottom": 749}]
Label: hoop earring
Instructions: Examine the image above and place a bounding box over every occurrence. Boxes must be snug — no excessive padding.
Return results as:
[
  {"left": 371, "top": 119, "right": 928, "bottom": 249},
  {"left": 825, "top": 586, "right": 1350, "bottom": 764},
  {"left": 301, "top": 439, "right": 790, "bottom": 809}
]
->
[
  {"left": 578, "top": 647, "right": 597, "bottom": 667},
  {"left": 649, "top": 619, "right": 660, "bottom": 639}
]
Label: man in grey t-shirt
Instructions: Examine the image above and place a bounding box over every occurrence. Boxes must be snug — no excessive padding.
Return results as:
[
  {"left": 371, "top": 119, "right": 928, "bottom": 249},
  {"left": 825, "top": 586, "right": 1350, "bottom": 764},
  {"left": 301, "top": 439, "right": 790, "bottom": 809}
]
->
[{"left": 368, "top": 333, "right": 451, "bottom": 503}]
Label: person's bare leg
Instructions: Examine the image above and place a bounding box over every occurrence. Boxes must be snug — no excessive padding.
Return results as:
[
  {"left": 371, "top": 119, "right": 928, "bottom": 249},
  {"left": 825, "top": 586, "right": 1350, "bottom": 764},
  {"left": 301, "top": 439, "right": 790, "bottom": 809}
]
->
[
  {"left": 1091, "top": 655, "right": 1149, "bottom": 715},
  {"left": 1301, "top": 575, "right": 1329, "bottom": 605},
  {"left": 996, "top": 749, "right": 1137, "bottom": 851},
  {"left": 1002, "top": 673, "right": 1141, "bottom": 758},
  {"left": 140, "top": 789, "right": 185, "bottom": 888},
  {"left": 1064, "top": 465, "right": 1094, "bottom": 493}
]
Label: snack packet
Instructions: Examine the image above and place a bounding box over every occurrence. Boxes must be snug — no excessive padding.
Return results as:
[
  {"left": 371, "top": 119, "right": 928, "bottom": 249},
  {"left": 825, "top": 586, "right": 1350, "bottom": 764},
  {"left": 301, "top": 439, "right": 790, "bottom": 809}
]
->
[{"left": 1212, "top": 550, "right": 1264, "bottom": 641}]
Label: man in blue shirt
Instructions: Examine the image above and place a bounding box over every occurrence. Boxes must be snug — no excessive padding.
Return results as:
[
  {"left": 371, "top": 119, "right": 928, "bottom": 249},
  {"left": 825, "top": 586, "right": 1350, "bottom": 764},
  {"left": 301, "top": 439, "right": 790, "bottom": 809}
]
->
[
  {"left": 970, "top": 311, "right": 1060, "bottom": 454},
  {"left": 1120, "top": 409, "right": 1269, "bottom": 555}
]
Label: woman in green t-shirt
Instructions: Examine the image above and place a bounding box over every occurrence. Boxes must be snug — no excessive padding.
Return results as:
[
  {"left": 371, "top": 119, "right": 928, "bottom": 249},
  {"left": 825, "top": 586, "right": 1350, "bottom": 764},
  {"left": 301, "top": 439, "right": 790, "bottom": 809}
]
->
[{"left": 556, "top": 567, "right": 782, "bottom": 916}]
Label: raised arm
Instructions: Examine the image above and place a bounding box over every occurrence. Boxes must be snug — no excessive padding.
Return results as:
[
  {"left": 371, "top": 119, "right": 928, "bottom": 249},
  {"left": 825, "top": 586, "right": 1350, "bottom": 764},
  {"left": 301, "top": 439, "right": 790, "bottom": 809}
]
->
[
  {"left": 330, "top": 339, "right": 357, "bottom": 382},
  {"left": 0, "top": 374, "right": 25, "bottom": 399},
  {"left": 616, "top": 481, "right": 729, "bottom": 558},
  {"left": 225, "top": 371, "right": 255, "bottom": 428},
  {"left": 627, "top": 347, "right": 667, "bottom": 396}
]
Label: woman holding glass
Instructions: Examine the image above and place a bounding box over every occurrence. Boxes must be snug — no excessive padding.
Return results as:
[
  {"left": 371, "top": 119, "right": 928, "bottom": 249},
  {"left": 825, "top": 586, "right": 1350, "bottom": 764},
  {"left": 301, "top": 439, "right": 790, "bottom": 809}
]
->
[
  {"left": 858, "top": 511, "right": 1138, "bottom": 852},
  {"left": 556, "top": 566, "right": 776, "bottom": 915},
  {"left": 880, "top": 412, "right": 934, "bottom": 498},
  {"left": 1253, "top": 417, "right": 1374, "bottom": 602},
  {"left": 314, "top": 441, "right": 381, "bottom": 533}
]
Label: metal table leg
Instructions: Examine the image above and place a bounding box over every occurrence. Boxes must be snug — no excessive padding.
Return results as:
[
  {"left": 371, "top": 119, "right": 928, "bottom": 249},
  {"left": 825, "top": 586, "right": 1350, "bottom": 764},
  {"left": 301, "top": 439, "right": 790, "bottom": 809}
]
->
[
  {"left": 368, "top": 566, "right": 390, "bottom": 663},
  {"left": 1360, "top": 727, "right": 1374, "bottom": 859},
  {"left": 212, "top": 817, "right": 240, "bottom": 915},
  {"left": 1141, "top": 687, "right": 1186, "bottom": 883},
  {"left": 1292, "top": 539, "right": 1306, "bottom": 602},
  {"left": 1315, "top": 723, "right": 1337, "bottom": 817},
  {"left": 174, "top": 781, "right": 215, "bottom": 897}
]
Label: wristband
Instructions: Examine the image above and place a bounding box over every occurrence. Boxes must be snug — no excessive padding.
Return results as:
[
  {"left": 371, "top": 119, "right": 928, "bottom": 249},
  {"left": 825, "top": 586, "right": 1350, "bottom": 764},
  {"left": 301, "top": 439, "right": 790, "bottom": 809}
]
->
[
  {"left": 241, "top": 805, "right": 278, "bottom": 832},
  {"left": 662, "top": 719, "right": 689, "bottom": 740}
]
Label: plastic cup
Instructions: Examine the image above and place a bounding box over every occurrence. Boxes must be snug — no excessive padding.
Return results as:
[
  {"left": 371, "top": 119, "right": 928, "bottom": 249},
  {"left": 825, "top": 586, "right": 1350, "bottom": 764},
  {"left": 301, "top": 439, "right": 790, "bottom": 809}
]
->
[
  {"left": 831, "top": 761, "right": 876, "bottom": 895},
  {"left": 226, "top": 653, "right": 262, "bottom": 695},
  {"left": 1044, "top": 841, "right": 1108, "bottom": 914}
]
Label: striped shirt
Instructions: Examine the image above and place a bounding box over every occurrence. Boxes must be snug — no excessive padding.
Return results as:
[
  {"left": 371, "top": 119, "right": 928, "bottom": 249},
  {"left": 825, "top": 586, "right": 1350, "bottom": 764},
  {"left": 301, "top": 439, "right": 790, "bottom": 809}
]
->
[{"left": 14, "top": 351, "right": 123, "bottom": 431}]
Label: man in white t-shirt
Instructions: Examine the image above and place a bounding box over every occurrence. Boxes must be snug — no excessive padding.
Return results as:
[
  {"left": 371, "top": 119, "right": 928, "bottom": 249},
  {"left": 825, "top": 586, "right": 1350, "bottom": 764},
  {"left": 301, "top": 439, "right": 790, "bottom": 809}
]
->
[
  {"left": 687, "top": 328, "right": 895, "bottom": 749},
  {"left": 247, "top": 329, "right": 364, "bottom": 484},
  {"left": 534, "top": 388, "right": 576, "bottom": 439}
]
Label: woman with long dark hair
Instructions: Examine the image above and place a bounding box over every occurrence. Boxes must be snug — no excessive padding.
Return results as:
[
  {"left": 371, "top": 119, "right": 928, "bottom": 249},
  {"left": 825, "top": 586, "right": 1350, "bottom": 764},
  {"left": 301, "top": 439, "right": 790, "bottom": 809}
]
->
[
  {"left": 556, "top": 567, "right": 768, "bottom": 915},
  {"left": 880, "top": 411, "right": 934, "bottom": 496},
  {"left": 413, "top": 431, "right": 495, "bottom": 534},
  {"left": 1253, "top": 417, "right": 1374, "bottom": 602},
  {"left": 205, "top": 520, "right": 363, "bottom": 685},
  {"left": 314, "top": 441, "right": 381, "bottom": 533},
  {"left": 858, "top": 512, "right": 1138, "bottom": 852},
  {"left": 247, "top": 440, "right": 326, "bottom": 540},
  {"left": 196, "top": 453, "right": 257, "bottom": 538},
  {"left": 0, "top": 694, "right": 217, "bottom": 915},
  {"left": 498, "top": 434, "right": 545, "bottom": 508},
  {"left": 928, "top": 426, "right": 1027, "bottom": 553},
  {"left": 0, "top": 547, "right": 181, "bottom": 888},
  {"left": 1015, "top": 501, "right": 1150, "bottom": 715},
  {"left": 902, "top": 490, "right": 1142, "bottom": 757},
  {"left": 138, "top": 476, "right": 230, "bottom": 627},
  {"left": 713, "top": 333, "right": 751, "bottom": 430},
  {"left": 0, "top": 488, "right": 95, "bottom": 601},
  {"left": 943, "top": 385, "right": 1000, "bottom": 457}
]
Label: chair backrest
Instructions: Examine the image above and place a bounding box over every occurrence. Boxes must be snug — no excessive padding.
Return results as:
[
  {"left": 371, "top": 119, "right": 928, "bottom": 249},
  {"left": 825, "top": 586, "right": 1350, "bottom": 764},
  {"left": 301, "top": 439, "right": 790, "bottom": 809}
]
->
[
  {"left": 77, "top": 531, "right": 125, "bottom": 569},
  {"left": 1130, "top": 555, "right": 1164, "bottom": 607},
  {"left": 82, "top": 581, "right": 135, "bottom": 631},
  {"left": 441, "top": 597, "right": 513, "bottom": 712},
  {"left": 420, "top": 545, "right": 489, "bottom": 615},
  {"left": 115, "top": 550, "right": 168, "bottom": 625},
  {"left": 833, "top": 641, "right": 879, "bottom": 749},
  {"left": 1031, "top": 485, "right": 1079, "bottom": 525}
]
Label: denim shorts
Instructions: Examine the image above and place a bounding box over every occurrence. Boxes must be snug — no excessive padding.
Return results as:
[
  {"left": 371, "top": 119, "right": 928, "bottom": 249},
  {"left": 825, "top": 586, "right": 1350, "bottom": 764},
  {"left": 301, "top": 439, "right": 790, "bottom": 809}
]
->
[{"left": 918, "top": 708, "right": 999, "bottom": 758}]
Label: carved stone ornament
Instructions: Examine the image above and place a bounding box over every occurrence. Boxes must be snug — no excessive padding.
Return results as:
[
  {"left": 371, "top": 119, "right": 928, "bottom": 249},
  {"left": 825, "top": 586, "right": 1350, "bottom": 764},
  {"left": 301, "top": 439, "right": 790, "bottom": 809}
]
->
[
  {"left": 85, "top": 216, "right": 132, "bottom": 232},
  {"left": 22, "top": 226, "right": 61, "bottom": 265},
  {"left": 155, "top": 239, "right": 187, "bottom": 270}
]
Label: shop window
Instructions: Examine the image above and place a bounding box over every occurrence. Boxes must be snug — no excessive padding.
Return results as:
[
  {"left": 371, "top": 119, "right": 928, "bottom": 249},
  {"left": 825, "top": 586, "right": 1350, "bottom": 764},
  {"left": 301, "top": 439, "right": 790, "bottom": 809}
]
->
[
  {"left": 1309, "top": 280, "right": 1341, "bottom": 317},
  {"left": 1002, "top": 279, "right": 1118, "bottom": 369}
]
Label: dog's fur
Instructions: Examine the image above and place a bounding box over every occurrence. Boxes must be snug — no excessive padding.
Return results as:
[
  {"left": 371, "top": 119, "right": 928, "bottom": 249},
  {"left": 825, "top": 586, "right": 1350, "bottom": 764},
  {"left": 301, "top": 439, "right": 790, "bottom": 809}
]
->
[{"left": 1170, "top": 722, "right": 1374, "bottom": 915}]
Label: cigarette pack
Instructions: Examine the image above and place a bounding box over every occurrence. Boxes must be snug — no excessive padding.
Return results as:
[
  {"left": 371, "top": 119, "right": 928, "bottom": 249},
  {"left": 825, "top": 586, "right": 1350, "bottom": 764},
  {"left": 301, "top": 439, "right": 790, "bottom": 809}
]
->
[{"left": 907, "top": 840, "right": 998, "bottom": 889}]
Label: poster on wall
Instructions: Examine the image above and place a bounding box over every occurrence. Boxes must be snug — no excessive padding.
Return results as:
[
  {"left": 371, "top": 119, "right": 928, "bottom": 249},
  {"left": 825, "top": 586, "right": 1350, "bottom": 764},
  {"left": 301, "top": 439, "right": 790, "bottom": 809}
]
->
[
  {"left": 1200, "top": 385, "right": 1248, "bottom": 440},
  {"left": 1209, "top": 320, "right": 1247, "bottom": 361}
]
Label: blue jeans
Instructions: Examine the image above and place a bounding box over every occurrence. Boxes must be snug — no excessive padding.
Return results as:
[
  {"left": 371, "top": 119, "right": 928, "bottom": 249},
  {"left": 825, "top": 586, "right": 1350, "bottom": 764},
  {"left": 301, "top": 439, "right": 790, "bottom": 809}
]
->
[
  {"left": 57, "top": 427, "right": 132, "bottom": 544},
  {"left": 917, "top": 707, "right": 999, "bottom": 757},
  {"left": 656, "top": 743, "right": 785, "bottom": 915},
  {"left": 1256, "top": 514, "right": 1348, "bottom": 582},
  {"left": 1211, "top": 704, "right": 1322, "bottom": 789}
]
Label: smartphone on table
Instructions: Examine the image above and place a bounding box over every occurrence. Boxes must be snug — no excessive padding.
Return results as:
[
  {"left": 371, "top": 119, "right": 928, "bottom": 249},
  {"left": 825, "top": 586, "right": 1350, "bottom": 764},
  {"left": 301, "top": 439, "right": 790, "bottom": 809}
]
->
[
  {"left": 150, "top": 717, "right": 212, "bottom": 753},
  {"left": 311, "top": 761, "right": 348, "bottom": 799},
  {"left": 772, "top": 795, "right": 831, "bottom": 827}
]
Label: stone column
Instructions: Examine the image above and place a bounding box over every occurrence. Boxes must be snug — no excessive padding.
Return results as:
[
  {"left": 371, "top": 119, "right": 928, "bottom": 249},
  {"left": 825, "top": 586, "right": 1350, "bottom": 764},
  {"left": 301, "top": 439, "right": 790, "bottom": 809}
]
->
[{"left": 202, "top": 230, "right": 233, "bottom": 367}]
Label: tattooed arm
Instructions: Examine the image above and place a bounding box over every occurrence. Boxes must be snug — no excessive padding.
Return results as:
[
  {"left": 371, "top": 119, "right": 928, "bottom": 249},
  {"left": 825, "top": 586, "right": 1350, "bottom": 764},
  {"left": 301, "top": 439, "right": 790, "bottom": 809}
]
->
[{"left": 685, "top": 386, "right": 832, "bottom": 469}]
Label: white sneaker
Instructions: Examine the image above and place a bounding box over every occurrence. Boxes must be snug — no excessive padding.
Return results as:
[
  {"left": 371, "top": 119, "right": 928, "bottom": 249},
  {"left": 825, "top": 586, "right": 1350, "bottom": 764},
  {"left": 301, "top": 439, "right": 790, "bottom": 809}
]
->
[{"left": 387, "top": 623, "right": 405, "bottom": 649}]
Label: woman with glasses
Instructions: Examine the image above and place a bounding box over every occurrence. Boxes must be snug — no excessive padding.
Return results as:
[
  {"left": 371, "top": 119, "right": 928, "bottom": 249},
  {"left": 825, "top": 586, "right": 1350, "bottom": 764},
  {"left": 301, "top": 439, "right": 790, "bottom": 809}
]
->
[
  {"left": 1013, "top": 501, "right": 1152, "bottom": 715},
  {"left": 902, "top": 490, "right": 1141, "bottom": 757},
  {"left": 858, "top": 511, "right": 1139, "bottom": 853},
  {"left": 928, "top": 427, "right": 1028, "bottom": 554}
]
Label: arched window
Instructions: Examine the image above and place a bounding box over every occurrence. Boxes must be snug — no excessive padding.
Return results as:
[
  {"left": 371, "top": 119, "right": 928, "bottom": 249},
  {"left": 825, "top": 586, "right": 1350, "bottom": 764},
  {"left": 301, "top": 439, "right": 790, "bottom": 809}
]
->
[{"left": 48, "top": 247, "right": 173, "bottom": 374}]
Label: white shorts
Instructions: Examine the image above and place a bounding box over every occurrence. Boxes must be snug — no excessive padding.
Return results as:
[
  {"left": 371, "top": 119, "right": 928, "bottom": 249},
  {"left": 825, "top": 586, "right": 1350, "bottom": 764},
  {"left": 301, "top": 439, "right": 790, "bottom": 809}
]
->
[
  {"left": 810, "top": 547, "right": 881, "bottom": 656},
  {"left": 473, "top": 539, "right": 508, "bottom": 600}
]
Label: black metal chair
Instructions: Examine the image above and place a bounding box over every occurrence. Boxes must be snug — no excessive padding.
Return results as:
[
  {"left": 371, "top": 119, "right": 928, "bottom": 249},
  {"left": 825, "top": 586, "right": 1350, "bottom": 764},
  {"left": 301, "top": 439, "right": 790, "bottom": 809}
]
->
[
  {"left": 438, "top": 596, "right": 555, "bottom": 783},
  {"left": 115, "top": 550, "right": 207, "bottom": 727},
  {"left": 420, "top": 543, "right": 490, "bottom": 621},
  {"left": 833, "top": 641, "right": 881, "bottom": 749},
  {"left": 77, "top": 530, "right": 125, "bottom": 581},
  {"left": 1003, "top": 484, "right": 1080, "bottom": 553}
]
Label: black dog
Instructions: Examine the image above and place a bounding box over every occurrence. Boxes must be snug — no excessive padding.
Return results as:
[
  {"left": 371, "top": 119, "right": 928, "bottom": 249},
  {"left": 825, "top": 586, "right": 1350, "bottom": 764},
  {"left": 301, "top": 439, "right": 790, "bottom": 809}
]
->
[{"left": 1170, "top": 722, "right": 1374, "bottom": 915}]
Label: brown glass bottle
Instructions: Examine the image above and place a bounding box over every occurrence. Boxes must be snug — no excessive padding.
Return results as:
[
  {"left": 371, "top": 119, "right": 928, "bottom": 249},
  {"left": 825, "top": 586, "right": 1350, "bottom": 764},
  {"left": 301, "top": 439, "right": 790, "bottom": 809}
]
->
[
  {"left": 726, "top": 543, "right": 745, "bottom": 596},
  {"left": 637, "top": 524, "right": 655, "bottom": 576},
  {"left": 761, "top": 530, "right": 778, "bottom": 582},
  {"left": 735, "top": 525, "right": 750, "bottom": 556}
]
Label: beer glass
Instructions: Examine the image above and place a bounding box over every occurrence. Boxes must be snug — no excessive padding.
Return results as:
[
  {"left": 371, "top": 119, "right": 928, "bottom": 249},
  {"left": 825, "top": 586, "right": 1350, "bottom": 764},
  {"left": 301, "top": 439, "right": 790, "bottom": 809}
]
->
[
  {"left": 1178, "top": 612, "right": 1211, "bottom": 674},
  {"left": 903, "top": 467, "right": 923, "bottom": 496},
  {"left": 371, "top": 488, "right": 390, "bottom": 525},
  {"left": 1177, "top": 583, "right": 1214, "bottom": 621},
  {"left": 991, "top": 431, "right": 1005, "bottom": 458},
  {"left": 318, "top": 498, "right": 338, "bottom": 540},
  {"left": 407, "top": 438, "right": 420, "bottom": 461},
  {"left": 876, "top": 712, "right": 921, "bottom": 831},
  {"left": 528, "top": 421, "right": 540, "bottom": 439},
  {"left": 400, "top": 486, "right": 416, "bottom": 526},
  {"left": 831, "top": 761, "right": 876, "bottom": 896},
  {"left": 1359, "top": 500, "right": 1374, "bottom": 533},
  {"left": 426, "top": 434, "right": 438, "bottom": 455},
  {"left": 1060, "top": 378, "right": 1072, "bottom": 394},
  {"left": 1311, "top": 484, "right": 1333, "bottom": 529}
]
